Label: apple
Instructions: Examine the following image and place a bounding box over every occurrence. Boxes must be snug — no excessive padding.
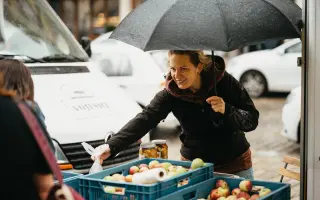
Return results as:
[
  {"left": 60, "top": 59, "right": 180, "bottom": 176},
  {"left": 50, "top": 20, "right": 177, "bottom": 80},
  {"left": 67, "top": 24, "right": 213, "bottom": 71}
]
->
[
  {"left": 104, "top": 186, "right": 116, "bottom": 193},
  {"left": 139, "top": 164, "right": 148, "bottom": 168},
  {"left": 237, "top": 191, "right": 251, "bottom": 200},
  {"left": 103, "top": 176, "right": 114, "bottom": 181},
  {"left": 216, "top": 179, "right": 229, "bottom": 189},
  {"left": 167, "top": 171, "right": 178, "bottom": 178},
  {"left": 129, "top": 166, "right": 139, "bottom": 175},
  {"left": 149, "top": 160, "right": 160, "bottom": 169},
  {"left": 210, "top": 188, "right": 223, "bottom": 200},
  {"left": 217, "top": 197, "right": 226, "bottom": 200},
  {"left": 139, "top": 166, "right": 149, "bottom": 172},
  {"left": 259, "top": 188, "right": 271, "bottom": 197},
  {"left": 231, "top": 188, "right": 241, "bottom": 196},
  {"left": 218, "top": 187, "right": 230, "bottom": 197},
  {"left": 239, "top": 180, "right": 253, "bottom": 192},
  {"left": 238, "top": 198, "right": 247, "bottom": 200},
  {"left": 191, "top": 158, "right": 205, "bottom": 169},
  {"left": 168, "top": 165, "right": 177, "bottom": 172},
  {"left": 112, "top": 174, "right": 125, "bottom": 182},
  {"left": 161, "top": 162, "right": 172, "bottom": 171},
  {"left": 249, "top": 194, "right": 260, "bottom": 200},
  {"left": 225, "top": 196, "right": 237, "bottom": 200},
  {"left": 125, "top": 175, "right": 133, "bottom": 182},
  {"left": 176, "top": 166, "right": 187, "bottom": 175}
]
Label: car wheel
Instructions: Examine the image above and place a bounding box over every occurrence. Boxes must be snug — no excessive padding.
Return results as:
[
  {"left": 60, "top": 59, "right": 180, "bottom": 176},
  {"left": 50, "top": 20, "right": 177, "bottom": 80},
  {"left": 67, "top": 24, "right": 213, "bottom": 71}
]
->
[{"left": 240, "top": 70, "right": 268, "bottom": 97}]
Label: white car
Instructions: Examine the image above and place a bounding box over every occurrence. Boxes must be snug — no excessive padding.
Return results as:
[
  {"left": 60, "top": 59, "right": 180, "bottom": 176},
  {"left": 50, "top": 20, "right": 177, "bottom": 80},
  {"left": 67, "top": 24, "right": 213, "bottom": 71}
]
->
[
  {"left": 281, "top": 86, "right": 301, "bottom": 143},
  {"left": 226, "top": 39, "right": 302, "bottom": 97},
  {"left": 2, "top": 0, "right": 149, "bottom": 173},
  {"left": 90, "top": 33, "right": 179, "bottom": 126}
]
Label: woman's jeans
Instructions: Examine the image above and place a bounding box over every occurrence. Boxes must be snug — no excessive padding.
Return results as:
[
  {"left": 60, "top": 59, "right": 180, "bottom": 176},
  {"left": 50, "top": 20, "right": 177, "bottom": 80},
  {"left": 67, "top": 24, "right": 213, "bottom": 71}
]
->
[{"left": 234, "top": 167, "right": 254, "bottom": 180}]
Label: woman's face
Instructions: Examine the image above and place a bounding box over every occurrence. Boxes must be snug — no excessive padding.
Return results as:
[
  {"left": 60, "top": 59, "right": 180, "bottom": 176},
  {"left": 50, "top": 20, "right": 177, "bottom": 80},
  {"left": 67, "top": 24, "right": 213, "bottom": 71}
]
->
[{"left": 169, "top": 54, "right": 202, "bottom": 90}]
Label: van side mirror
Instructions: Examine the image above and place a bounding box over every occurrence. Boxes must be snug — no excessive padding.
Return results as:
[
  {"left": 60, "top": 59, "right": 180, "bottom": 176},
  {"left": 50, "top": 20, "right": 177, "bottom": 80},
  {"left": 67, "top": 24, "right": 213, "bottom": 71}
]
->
[{"left": 80, "top": 36, "right": 92, "bottom": 57}]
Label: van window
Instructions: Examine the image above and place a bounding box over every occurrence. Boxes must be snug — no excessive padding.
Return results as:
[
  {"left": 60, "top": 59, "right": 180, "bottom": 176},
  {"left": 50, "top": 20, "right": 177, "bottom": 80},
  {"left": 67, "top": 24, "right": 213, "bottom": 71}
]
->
[
  {"left": 285, "top": 43, "right": 302, "bottom": 53},
  {"left": 0, "top": 0, "right": 88, "bottom": 61},
  {"left": 99, "top": 54, "right": 133, "bottom": 76}
]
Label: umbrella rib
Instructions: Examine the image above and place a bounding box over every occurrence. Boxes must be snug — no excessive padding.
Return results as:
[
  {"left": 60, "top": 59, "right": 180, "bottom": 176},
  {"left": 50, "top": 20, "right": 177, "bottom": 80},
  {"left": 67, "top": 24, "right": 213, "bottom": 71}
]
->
[
  {"left": 144, "top": 1, "right": 177, "bottom": 50},
  {"left": 216, "top": 0, "right": 230, "bottom": 49},
  {"left": 261, "top": 0, "right": 301, "bottom": 36}
]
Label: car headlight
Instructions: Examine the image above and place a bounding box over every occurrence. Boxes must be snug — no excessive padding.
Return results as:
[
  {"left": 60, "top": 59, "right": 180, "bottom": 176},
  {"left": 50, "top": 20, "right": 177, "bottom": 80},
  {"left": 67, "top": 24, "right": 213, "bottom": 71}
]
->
[{"left": 52, "top": 140, "right": 69, "bottom": 164}]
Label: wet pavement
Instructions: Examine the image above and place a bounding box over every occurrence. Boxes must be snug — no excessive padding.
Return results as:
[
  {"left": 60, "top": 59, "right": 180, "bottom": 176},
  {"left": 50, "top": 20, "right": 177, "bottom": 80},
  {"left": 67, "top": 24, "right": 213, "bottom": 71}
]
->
[{"left": 151, "top": 93, "right": 300, "bottom": 199}]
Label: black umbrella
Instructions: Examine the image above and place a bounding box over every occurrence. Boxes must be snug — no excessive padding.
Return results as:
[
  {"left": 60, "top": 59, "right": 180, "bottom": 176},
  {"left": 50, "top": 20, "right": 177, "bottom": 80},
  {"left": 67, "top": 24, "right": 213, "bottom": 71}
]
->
[{"left": 110, "top": 0, "right": 301, "bottom": 51}]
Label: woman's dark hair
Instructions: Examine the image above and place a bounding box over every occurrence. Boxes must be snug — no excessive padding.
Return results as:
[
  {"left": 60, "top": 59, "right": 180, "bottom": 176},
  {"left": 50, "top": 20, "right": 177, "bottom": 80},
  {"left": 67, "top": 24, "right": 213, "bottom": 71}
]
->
[
  {"left": 168, "top": 50, "right": 225, "bottom": 71},
  {"left": 0, "top": 59, "right": 33, "bottom": 100}
]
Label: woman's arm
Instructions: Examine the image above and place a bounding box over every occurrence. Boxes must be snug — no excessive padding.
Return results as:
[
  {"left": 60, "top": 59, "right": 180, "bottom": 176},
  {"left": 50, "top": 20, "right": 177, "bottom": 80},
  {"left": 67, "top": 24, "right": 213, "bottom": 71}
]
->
[
  {"left": 223, "top": 73, "right": 259, "bottom": 132},
  {"left": 106, "top": 89, "right": 173, "bottom": 155}
]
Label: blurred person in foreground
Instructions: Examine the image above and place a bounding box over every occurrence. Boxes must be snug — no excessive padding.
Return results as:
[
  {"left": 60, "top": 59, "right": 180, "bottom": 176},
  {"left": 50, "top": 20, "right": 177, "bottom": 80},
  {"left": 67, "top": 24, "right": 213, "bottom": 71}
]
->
[
  {"left": 93, "top": 51, "right": 259, "bottom": 179},
  {"left": 0, "top": 68, "right": 54, "bottom": 199},
  {"left": 0, "top": 59, "right": 46, "bottom": 127}
]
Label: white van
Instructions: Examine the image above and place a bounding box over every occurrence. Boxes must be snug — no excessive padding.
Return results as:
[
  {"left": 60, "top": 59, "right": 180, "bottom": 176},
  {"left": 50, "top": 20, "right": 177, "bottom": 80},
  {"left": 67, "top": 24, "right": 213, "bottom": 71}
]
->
[{"left": 0, "top": 0, "right": 149, "bottom": 173}]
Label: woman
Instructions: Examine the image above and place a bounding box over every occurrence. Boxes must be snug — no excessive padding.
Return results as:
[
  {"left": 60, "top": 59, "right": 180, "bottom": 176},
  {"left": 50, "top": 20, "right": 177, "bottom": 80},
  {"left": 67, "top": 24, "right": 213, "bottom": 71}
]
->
[
  {"left": 0, "top": 59, "right": 46, "bottom": 127},
  {"left": 93, "top": 51, "right": 259, "bottom": 179},
  {"left": 0, "top": 71, "right": 54, "bottom": 199}
]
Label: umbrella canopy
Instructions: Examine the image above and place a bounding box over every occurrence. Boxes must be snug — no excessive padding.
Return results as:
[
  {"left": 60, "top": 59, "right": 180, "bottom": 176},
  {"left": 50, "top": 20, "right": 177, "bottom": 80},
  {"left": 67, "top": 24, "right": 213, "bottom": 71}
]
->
[{"left": 110, "top": 0, "right": 301, "bottom": 51}]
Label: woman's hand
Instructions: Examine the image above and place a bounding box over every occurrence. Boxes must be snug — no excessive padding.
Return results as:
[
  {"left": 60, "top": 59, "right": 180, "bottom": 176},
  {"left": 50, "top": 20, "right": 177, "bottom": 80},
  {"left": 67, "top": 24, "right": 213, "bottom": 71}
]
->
[
  {"left": 91, "top": 144, "right": 111, "bottom": 164},
  {"left": 206, "top": 96, "right": 225, "bottom": 114}
]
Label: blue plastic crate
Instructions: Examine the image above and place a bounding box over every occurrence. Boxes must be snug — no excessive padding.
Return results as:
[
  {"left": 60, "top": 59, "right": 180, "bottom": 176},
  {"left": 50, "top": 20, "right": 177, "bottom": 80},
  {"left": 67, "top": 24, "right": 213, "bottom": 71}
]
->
[
  {"left": 158, "top": 177, "right": 290, "bottom": 200},
  {"left": 65, "top": 177, "right": 83, "bottom": 193},
  {"left": 79, "top": 158, "right": 214, "bottom": 200},
  {"left": 62, "top": 171, "right": 82, "bottom": 181}
]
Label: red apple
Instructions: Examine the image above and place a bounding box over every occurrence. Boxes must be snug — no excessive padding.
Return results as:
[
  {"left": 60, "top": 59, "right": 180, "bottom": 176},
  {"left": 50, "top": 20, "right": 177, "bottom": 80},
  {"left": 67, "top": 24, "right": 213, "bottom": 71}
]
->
[
  {"left": 139, "top": 164, "right": 148, "bottom": 168},
  {"left": 232, "top": 188, "right": 241, "bottom": 196},
  {"left": 225, "top": 196, "right": 237, "bottom": 200},
  {"left": 216, "top": 180, "right": 229, "bottom": 189},
  {"left": 218, "top": 187, "right": 230, "bottom": 197},
  {"left": 249, "top": 194, "right": 260, "bottom": 200},
  {"left": 239, "top": 180, "right": 253, "bottom": 192},
  {"left": 139, "top": 166, "right": 149, "bottom": 172},
  {"left": 125, "top": 175, "right": 133, "bottom": 182},
  {"left": 129, "top": 166, "right": 139, "bottom": 175},
  {"left": 210, "top": 188, "right": 223, "bottom": 200},
  {"left": 259, "top": 188, "right": 271, "bottom": 197},
  {"left": 237, "top": 191, "right": 251, "bottom": 200}
]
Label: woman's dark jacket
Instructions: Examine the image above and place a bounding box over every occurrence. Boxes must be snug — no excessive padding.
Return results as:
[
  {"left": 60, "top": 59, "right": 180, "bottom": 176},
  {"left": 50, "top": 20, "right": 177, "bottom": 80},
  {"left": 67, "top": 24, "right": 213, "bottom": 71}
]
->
[{"left": 106, "top": 66, "right": 259, "bottom": 165}]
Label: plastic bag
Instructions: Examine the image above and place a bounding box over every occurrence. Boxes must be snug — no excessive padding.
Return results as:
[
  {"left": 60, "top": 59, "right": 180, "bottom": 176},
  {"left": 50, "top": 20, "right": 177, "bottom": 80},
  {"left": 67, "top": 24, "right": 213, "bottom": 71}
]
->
[
  {"left": 81, "top": 142, "right": 103, "bottom": 174},
  {"left": 89, "top": 156, "right": 103, "bottom": 174}
]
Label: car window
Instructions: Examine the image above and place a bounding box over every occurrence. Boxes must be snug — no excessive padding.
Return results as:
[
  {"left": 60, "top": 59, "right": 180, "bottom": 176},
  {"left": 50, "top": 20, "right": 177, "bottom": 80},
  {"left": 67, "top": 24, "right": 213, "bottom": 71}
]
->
[
  {"left": 285, "top": 43, "right": 301, "bottom": 53},
  {"left": 99, "top": 54, "right": 133, "bottom": 76}
]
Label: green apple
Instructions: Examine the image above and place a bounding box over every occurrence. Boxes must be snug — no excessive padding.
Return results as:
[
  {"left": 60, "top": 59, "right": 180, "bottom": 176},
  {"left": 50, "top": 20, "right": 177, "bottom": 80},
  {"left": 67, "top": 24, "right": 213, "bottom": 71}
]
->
[
  {"left": 103, "top": 176, "right": 113, "bottom": 181},
  {"left": 176, "top": 166, "right": 187, "bottom": 175},
  {"left": 149, "top": 160, "right": 160, "bottom": 169},
  {"left": 168, "top": 165, "right": 177, "bottom": 172},
  {"left": 104, "top": 186, "right": 116, "bottom": 193},
  {"left": 191, "top": 158, "right": 204, "bottom": 169},
  {"left": 259, "top": 188, "right": 271, "bottom": 197},
  {"left": 161, "top": 162, "right": 172, "bottom": 171}
]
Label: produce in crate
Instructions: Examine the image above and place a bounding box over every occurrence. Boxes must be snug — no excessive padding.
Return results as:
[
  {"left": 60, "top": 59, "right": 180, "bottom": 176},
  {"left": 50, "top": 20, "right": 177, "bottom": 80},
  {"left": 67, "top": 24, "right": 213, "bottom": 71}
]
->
[
  {"left": 250, "top": 194, "right": 260, "bottom": 200},
  {"left": 191, "top": 158, "right": 205, "bottom": 169},
  {"left": 129, "top": 166, "right": 140, "bottom": 175},
  {"left": 231, "top": 188, "right": 241, "bottom": 195},
  {"left": 149, "top": 160, "right": 160, "bottom": 168},
  {"left": 239, "top": 180, "right": 253, "bottom": 192},
  {"left": 204, "top": 179, "right": 273, "bottom": 200},
  {"left": 259, "top": 188, "right": 271, "bottom": 197}
]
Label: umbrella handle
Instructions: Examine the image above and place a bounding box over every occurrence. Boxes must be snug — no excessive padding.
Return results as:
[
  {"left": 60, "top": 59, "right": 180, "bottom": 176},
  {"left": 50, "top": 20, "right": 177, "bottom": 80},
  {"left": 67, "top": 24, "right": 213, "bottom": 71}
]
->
[{"left": 211, "top": 50, "right": 217, "bottom": 96}]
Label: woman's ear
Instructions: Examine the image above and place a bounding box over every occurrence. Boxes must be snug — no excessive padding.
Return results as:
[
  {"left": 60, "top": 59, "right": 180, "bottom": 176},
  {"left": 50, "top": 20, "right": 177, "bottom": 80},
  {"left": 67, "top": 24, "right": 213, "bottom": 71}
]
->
[{"left": 196, "top": 63, "right": 203, "bottom": 74}]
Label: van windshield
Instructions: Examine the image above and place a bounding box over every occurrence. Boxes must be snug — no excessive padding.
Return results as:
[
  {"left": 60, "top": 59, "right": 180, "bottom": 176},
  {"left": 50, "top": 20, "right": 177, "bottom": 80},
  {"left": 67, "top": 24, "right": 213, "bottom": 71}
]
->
[{"left": 0, "top": 0, "right": 88, "bottom": 62}]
